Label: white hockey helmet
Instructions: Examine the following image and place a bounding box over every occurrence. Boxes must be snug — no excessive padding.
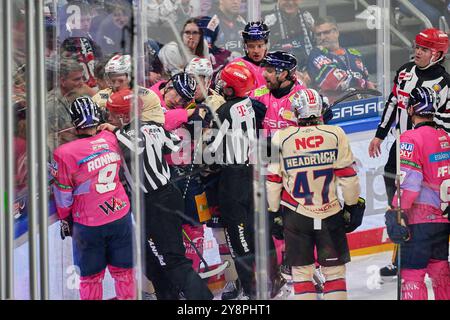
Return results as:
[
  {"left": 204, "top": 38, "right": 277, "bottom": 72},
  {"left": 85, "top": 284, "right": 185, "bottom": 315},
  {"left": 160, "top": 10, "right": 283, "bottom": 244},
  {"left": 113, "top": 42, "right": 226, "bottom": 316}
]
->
[
  {"left": 105, "top": 54, "right": 131, "bottom": 75},
  {"left": 291, "top": 88, "right": 323, "bottom": 119},
  {"left": 185, "top": 57, "right": 213, "bottom": 78}
]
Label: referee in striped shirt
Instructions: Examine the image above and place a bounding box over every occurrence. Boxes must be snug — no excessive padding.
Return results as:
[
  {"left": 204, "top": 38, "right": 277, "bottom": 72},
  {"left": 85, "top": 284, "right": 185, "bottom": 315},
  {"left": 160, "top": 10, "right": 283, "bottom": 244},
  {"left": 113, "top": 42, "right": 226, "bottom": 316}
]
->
[
  {"left": 369, "top": 28, "right": 450, "bottom": 205},
  {"left": 100, "top": 89, "right": 213, "bottom": 300},
  {"left": 368, "top": 28, "right": 450, "bottom": 277}
]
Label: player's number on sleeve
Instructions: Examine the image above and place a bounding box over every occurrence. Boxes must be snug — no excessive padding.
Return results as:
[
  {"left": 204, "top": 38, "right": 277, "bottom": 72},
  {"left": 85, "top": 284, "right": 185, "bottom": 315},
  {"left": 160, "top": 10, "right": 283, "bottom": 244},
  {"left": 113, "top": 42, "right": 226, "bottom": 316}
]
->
[
  {"left": 96, "top": 163, "right": 117, "bottom": 194},
  {"left": 439, "top": 179, "right": 450, "bottom": 211},
  {"left": 293, "top": 169, "right": 333, "bottom": 205}
]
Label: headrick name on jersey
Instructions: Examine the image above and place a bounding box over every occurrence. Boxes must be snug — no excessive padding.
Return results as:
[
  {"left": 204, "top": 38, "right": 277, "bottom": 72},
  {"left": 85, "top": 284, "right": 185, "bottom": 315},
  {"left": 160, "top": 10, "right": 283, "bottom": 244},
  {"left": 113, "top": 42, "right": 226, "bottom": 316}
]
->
[
  {"left": 329, "top": 97, "right": 384, "bottom": 123},
  {"left": 284, "top": 149, "right": 337, "bottom": 170}
]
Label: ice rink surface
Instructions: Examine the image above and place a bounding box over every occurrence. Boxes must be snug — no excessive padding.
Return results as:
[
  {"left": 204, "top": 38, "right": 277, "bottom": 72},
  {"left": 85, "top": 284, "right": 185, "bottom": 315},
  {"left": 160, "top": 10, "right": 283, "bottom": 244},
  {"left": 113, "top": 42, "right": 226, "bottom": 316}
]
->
[
  {"left": 11, "top": 129, "right": 443, "bottom": 300},
  {"left": 13, "top": 223, "right": 441, "bottom": 300}
]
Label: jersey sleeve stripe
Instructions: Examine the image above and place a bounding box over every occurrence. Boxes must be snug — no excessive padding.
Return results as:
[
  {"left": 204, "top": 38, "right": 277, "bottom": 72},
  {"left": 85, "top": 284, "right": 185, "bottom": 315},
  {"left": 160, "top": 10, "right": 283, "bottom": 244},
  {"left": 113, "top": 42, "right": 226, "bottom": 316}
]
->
[{"left": 334, "top": 166, "right": 357, "bottom": 177}]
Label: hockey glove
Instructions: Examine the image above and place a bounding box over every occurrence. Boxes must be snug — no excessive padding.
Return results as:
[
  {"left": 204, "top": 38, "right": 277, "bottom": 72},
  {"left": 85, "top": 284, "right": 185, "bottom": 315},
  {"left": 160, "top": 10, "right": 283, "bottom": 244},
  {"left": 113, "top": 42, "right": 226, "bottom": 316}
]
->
[
  {"left": 342, "top": 197, "right": 366, "bottom": 233},
  {"left": 60, "top": 218, "right": 73, "bottom": 240},
  {"left": 385, "top": 209, "right": 410, "bottom": 244},
  {"left": 188, "top": 106, "right": 211, "bottom": 128},
  {"left": 321, "top": 96, "right": 333, "bottom": 124},
  {"left": 269, "top": 209, "right": 284, "bottom": 240}
]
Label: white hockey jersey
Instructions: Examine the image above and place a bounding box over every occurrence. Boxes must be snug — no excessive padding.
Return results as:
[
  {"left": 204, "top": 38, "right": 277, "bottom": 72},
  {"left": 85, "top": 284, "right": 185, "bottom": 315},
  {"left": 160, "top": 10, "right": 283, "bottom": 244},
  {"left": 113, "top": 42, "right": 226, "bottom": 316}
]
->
[{"left": 267, "top": 124, "right": 361, "bottom": 220}]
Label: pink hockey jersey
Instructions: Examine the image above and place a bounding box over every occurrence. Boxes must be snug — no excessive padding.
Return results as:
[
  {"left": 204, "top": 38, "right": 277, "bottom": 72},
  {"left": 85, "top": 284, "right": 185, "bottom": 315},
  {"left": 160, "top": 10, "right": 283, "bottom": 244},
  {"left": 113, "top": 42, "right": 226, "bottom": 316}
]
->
[
  {"left": 250, "top": 82, "right": 307, "bottom": 135},
  {"left": 232, "top": 57, "right": 267, "bottom": 90},
  {"left": 393, "top": 124, "right": 450, "bottom": 225},
  {"left": 150, "top": 81, "right": 189, "bottom": 132},
  {"left": 52, "top": 130, "right": 130, "bottom": 226}
]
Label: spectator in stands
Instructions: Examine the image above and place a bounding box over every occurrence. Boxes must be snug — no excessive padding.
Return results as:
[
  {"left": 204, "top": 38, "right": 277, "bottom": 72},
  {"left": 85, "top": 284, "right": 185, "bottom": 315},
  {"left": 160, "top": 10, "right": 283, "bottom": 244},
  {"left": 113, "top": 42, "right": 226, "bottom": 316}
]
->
[
  {"left": 214, "top": 0, "right": 247, "bottom": 55},
  {"left": 60, "top": 3, "right": 103, "bottom": 88},
  {"left": 264, "top": 0, "right": 315, "bottom": 70},
  {"left": 307, "top": 16, "right": 375, "bottom": 104},
  {"left": 90, "top": 0, "right": 112, "bottom": 32},
  {"left": 144, "top": 39, "right": 164, "bottom": 87},
  {"left": 47, "top": 59, "right": 96, "bottom": 152},
  {"left": 396, "top": 0, "right": 446, "bottom": 29},
  {"left": 94, "top": 0, "right": 132, "bottom": 55},
  {"left": 158, "top": 18, "right": 209, "bottom": 77},
  {"left": 146, "top": 0, "right": 195, "bottom": 43}
]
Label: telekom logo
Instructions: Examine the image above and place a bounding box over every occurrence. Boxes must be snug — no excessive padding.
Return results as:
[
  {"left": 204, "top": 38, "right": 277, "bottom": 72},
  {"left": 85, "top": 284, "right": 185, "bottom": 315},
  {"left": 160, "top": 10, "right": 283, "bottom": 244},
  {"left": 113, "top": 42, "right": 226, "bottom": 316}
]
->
[{"left": 237, "top": 105, "right": 247, "bottom": 117}]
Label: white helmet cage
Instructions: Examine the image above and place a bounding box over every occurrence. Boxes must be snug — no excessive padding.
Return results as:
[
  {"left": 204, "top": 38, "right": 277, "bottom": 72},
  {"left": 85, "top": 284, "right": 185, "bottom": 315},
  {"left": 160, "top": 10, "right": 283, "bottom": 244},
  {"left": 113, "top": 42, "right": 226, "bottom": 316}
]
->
[
  {"left": 291, "top": 89, "right": 323, "bottom": 119},
  {"left": 105, "top": 54, "right": 132, "bottom": 81}
]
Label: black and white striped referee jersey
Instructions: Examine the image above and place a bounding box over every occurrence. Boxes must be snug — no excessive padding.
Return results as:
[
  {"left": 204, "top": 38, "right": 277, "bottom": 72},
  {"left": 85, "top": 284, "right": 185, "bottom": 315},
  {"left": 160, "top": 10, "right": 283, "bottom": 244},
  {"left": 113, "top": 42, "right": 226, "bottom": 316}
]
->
[
  {"left": 115, "top": 121, "right": 181, "bottom": 192},
  {"left": 375, "top": 62, "right": 450, "bottom": 140}
]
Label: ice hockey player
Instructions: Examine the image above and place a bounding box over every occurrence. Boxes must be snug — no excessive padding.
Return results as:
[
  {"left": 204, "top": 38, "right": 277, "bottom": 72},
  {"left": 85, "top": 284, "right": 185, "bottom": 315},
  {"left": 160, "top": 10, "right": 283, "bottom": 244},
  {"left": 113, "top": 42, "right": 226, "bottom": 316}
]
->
[
  {"left": 149, "top": 72, "right": 201, "bottom": 132},
  {"left": 250, "top": 50, "right": 307, "bottom": 135},
  {"left": 266, "top": 88, "right": 365, "bottom": 300},
  {"left": 385, "top": 86, "right": 450, "bottom": 300},
  {"left": 52, "top": 96, "right": 135, "bottom": 300},
  {"left": 101, "top": 89, "right": 213, "bottom": 300},
  {"left": 231, "top": 21, "right": 271, "bottom": 90},
  {"left": 92, "top": 53, "right": 165, "bottom": 124},
  {"left": 368, "top": 28, "right": 450, "bottom": 277}
]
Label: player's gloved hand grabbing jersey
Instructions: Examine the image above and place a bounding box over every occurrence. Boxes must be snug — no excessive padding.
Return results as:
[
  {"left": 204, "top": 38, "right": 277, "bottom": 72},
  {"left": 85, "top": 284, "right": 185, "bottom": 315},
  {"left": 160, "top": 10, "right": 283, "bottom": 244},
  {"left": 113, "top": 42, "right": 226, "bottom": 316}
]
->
[{"left": 385, "top": 209, "right": 410, "bottom": 244}]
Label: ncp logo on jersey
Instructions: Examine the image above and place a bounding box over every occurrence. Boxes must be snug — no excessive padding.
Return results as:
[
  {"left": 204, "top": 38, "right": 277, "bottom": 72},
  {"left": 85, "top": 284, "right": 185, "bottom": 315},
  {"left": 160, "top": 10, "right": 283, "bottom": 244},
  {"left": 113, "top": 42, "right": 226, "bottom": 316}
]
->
[{"left": 356, "top": 5, "right": 382, "bottom": 30}]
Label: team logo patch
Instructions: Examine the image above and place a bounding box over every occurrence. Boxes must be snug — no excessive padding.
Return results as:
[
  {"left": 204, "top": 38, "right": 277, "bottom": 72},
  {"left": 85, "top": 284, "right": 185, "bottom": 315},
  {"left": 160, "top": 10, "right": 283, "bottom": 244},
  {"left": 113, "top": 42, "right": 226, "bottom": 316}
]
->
[
  {"left": 397, "top": 89, "right": 410, "bottom": 109},
  {"left": 441, "top": 141, "right": 450, "bottom": 149},
  {"left": 399, "top": 142, "right": 414, "bottom": 159},
  {"left": 433, "top": 84, "right": 442, "bottom": 93},
  {"left": 430, "top": 151, "right": 450, "bottom": 163},
  {"left": 313, "top": 56, "right": 332, "bottom": 69},
  {"left": 92, "top": 143, "right": 109, "bottom": 151},
  {"left": 398, "top": 71, "right": 413, "bottom": 81}
]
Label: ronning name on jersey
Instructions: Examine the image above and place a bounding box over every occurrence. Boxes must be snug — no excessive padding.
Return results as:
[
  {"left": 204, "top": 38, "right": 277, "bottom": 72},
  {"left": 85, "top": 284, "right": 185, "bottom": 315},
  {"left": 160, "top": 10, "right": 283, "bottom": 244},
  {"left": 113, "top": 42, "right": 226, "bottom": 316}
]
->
[{"left": 87, "top": 152, "right": 121, "bottom": 172}]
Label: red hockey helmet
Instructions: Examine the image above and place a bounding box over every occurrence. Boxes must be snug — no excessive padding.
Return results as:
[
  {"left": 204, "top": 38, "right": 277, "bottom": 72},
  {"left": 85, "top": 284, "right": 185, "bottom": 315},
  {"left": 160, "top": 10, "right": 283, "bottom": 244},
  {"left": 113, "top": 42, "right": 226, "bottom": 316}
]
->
[
  {"left": 220, "top": 62, "right": 255, "bottom": 98},
  {"left": 415, "top": 28, "right": 449, "bottom": 54},
  {"left": 106, "top": 89, "right": 142, "bottom": 115}
]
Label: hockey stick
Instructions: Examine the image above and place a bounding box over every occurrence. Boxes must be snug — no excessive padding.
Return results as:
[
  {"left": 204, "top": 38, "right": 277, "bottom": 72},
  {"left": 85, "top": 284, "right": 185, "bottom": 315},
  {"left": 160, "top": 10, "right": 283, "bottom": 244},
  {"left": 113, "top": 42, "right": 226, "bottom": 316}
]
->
[
  {"left": 282, "top": 88, "right": 383, "bottom": 122},
  {"left": 181, "top": 228, "right": 230, "bottom": 279},
  {"left": 329, "top": 88, "right": 382, "bottom": 108},
  {"left": 395, "top": 128, "right": 402, "bottom": 300}
]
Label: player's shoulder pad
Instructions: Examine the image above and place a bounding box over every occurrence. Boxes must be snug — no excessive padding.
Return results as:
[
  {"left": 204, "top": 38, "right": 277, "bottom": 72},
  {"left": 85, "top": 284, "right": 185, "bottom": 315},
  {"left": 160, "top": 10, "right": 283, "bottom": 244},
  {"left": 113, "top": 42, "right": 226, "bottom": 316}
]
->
[
  {"left": 253, "top": 86, "right": 270, "bottom": 97},
  {"left": 347, "top": 48, "right": 362, "bottom": 56},
  {"left": 138, "top": 87, "right": 151, "bottom": 96},
  {"left": 396, "top": 61, "right": 415, "bottom": 74}
]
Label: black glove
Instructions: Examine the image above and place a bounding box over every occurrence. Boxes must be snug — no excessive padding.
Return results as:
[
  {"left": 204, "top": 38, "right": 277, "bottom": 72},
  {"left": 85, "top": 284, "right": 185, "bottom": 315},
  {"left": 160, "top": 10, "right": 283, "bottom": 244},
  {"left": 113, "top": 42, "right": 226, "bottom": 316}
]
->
[
  {"left": 188, "top": 106, "right": 211, "bottom": 128},
  {"left": 385, "top": 209, "right": 410, "bottom": 244},
  {"left": 269, "top": 209, "right": 284, "bottom": 240},
  {"left": 60, "top": 218, "right": 73, "bottom": 240},
  {"left": 342, "top": 197, "right": 366, "bottom": 233}
]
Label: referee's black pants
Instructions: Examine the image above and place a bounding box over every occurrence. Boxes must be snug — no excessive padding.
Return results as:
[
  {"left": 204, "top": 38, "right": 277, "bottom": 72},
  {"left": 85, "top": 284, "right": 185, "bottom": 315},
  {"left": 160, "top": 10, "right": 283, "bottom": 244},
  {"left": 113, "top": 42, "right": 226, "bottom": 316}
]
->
[
  {"left": 144, "top": 183, "right": 213, "bottom": 300},
  {"left": 219, "top": 165, "right": 256, "bottom": 297}
]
